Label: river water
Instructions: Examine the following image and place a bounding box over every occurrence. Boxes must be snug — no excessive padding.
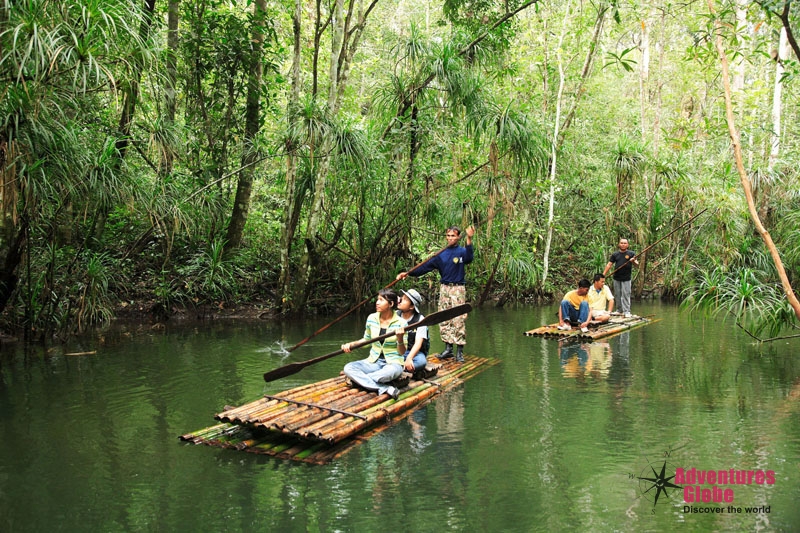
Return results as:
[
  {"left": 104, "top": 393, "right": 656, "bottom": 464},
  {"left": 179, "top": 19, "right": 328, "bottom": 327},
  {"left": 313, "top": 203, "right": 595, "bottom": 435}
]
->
[{"left": 1, "top": 302, "right": 798, "bottom": 531}]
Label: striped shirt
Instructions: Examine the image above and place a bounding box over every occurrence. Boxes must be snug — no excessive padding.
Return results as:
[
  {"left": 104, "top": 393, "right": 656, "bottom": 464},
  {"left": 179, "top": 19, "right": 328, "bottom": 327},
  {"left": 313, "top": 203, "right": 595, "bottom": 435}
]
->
[{"left": 362, "top": 312, "right": 406, "bottom": 365}]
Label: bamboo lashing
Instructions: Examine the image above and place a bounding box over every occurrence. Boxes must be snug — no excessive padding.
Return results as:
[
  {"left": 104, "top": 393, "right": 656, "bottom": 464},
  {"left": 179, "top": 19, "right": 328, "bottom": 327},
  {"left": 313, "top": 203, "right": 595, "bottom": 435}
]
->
[{"left": 262, "top": 394, "right": 367, "bottom": 420}]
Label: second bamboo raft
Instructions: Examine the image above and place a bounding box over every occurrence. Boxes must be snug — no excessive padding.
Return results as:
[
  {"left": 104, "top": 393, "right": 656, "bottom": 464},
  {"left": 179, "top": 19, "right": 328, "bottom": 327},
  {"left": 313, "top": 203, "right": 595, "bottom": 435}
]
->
[
  {"left": 524, "top": 313, "right": 658, "bottom": 340},
  {"left": 180, "top": 353, "right": 498, "bottom": 464}
]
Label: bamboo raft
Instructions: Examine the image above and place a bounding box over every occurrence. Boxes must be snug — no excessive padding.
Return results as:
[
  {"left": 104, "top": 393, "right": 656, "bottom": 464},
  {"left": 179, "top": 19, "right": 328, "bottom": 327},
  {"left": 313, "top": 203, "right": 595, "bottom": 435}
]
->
[
  {"left": 524, "top": 313, "right": 659, "bottom": 340},
  {"left": 180, "top": 354, "right": 498, "bottom": 464}
]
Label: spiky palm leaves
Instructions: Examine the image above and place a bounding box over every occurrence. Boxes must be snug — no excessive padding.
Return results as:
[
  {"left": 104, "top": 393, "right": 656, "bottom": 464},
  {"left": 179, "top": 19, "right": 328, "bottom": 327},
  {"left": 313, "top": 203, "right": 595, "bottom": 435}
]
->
[
  {"left": 682, "top": 260, "right": 794, "bottom": 339},
  {"left": 1, "top": 0, "right": 153, "bottom": 330},
  {"left": 612, "top": 135, "right": 646, "bottom": 202}
]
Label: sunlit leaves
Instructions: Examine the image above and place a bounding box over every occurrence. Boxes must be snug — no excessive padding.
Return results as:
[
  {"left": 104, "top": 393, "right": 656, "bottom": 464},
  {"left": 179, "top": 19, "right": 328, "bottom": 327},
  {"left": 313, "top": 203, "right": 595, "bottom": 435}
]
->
[
  {"left": 467, "top": 100, "right": 548, "bottom": 177},
  {"left": 1, "top": 0, "right": 147, "bottom": 93},
  {"left": 603, "top": 46, "right": 637, "bottom": 72}
]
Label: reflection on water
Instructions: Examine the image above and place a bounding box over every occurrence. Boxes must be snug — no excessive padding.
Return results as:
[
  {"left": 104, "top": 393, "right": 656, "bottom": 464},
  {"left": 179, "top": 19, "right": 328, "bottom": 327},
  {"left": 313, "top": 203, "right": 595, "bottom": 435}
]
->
[
  {"left": 559, "top": 340, "right": 612, "bottom": 379},
  {"left": 1, "top": 303, "right": 799, "bottom": 531},
  {"left": 559, "top": 331, "right": 631, "bottom": 382}
]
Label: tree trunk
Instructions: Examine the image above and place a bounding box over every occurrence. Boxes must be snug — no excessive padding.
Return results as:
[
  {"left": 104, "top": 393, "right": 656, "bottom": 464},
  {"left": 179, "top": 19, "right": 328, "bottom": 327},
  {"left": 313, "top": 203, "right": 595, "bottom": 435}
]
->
[
  {"left": 311, "top": 0, "right": 331, "bottom": 99},
  {"left": 759, "top": 26, "right": 789, "bottom": 224},
  {"left": 557, "top": 5, "right": 607, "bottom": 148},
  {"left": 639, "top": 12, "right": 651, "bottom": 141},
  {"left": 293, "top": 0, "right": 345, "bottom": 310},
  {"left": 328, "top": 0, "right": 344, "bottom": 108},
  {"left": 277, "top": 0, "right": 305, "bottom": 310},
  {"left": 541, "top": 1, "right": 570, "bottom": 289},
  {"left": 224, "top": 0, "right": 266, "bottom": 253},
  {"left": 732, "top": 0, "right": 747, "bottom": 91},
  {"left": 768, "top": 27, "right": 788, "bottom": 171},
  {"left": 93, "top": 0, "right": 157, "bottom": 244},
  {"left": 479, "top": 178, "right": 520, "bottom": 306},
  {"left": 0, "top": 215, "right": 27, "bottom": 315},
  {"left": 162, "top": 0, "right": 180, "bottom": 175},
  {"left": 708, "top": 0, "right": 800, "bottom": 323},
  {"left": 0, "top": 136, "right": 23, "bottom": 315},
  {"left": 635, "top": 9, "right": 654, "bottom": 299},
  {"left": 776, "top": 0, "right": 800, "bottom": 63},
  {"left": 336, "top": 0, "right": 380, "bottom": 105}
]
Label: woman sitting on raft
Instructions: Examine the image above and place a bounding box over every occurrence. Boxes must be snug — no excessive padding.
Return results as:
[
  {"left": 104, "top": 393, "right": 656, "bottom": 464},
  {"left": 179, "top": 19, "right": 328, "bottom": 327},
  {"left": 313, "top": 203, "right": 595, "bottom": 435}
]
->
[{"left": 341, "top": 289, "right": 406, "bottom": 400}]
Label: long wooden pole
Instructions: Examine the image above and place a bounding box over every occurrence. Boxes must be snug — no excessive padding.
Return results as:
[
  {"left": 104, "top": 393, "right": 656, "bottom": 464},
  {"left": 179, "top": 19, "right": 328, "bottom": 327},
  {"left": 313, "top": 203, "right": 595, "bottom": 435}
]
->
[
  {"left": 284, "top": 244, "right": 450, "bottom": 353},
  {"left": 611, "top": 208, "right": 709, "bottom": 276},
  {"left": 285, "top": 212, "right": 493, "bottom": 353},
  {"left": 264, "top": 304, "right": 472, "bottom": 381}
]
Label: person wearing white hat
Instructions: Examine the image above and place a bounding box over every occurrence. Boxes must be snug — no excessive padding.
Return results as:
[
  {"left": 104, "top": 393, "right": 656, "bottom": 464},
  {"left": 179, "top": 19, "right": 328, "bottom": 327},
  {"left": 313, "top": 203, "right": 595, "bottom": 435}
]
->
[{"left": 396, "top": 289, "right": 436, "bottom": 379}]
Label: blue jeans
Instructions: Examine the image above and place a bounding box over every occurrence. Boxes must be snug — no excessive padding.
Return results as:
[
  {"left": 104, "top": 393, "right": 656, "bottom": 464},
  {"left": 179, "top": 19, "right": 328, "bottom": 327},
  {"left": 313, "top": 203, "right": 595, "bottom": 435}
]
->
[
  {"left": 402, "top": 351, "right": 428, "bottom": 371},
  {"left": 560, "top": 300, "right": 589, "bottom": 324},
  {"left": 343, "top": 358, "right": 403, "bottom": 395}
]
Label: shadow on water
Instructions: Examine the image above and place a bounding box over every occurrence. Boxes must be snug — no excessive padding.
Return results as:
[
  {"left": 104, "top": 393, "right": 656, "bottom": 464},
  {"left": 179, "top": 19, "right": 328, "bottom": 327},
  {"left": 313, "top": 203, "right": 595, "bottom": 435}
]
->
[{"left": 0, "top": 302, "right": 799, "bottom": 531}]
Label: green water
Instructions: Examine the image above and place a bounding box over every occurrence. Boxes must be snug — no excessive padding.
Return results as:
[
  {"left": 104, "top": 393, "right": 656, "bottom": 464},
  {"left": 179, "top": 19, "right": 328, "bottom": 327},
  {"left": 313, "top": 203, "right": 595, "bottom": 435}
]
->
[{"left": 1, "top": 302, "right": 798, "bottom": 532}]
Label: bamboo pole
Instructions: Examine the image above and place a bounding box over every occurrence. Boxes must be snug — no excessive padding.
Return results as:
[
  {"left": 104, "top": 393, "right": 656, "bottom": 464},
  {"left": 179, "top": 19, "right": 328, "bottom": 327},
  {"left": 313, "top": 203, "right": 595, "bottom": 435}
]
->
[
  {"left": 243, "top": 384, "right": 354, "bottom": 426},
  {"left": 222, "top": 380, "right": 347, "bottom": 424},
  {"left": 264, "top": 387, "right": 364, "bottom": 423},
  {"left": 278, "top": 389, "right": 372, "bottom": 432},
  {"left": 320, "top": 387, "right": 436, "bottom": 443},
  {"left": 318, "top": 367, "right": 476, "bottom": 444},
  {"left": 216, "top": 376, "right": 346, "bottom": 422},
  {"left": 179, "top": 422, "right": 231, "bottom": 442},
  {"left": 183, "top": 355, "right": 500, "bottom": 463},
  {"left": 266, "top": 390, "right": 368, "bottom": 432},
  {"left": 199, "top": 424, "right": 249, "bottom": 445},
  {"left": 295, "top": 394, "right": 389, "bottom": 438},
  {"left": 293, "top": 442, "right": 328, "bottom": 460},
  {"left": 276, "top": 443, "right": 311, "bottom": 459}
]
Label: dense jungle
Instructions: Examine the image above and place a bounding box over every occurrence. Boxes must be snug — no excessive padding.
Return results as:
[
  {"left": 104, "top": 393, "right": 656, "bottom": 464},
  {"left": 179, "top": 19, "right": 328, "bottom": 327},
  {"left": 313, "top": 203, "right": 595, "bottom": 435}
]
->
[{"left": 1, "top": 0, "right": 799, "bottom": 341}]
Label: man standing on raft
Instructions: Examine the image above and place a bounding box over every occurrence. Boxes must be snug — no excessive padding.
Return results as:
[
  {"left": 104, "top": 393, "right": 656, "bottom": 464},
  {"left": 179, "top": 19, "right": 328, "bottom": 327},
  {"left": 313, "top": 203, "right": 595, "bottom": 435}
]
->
[
  {"left": 397, "top": 225, "right": 475, "bottom": 363},
  {"left": 603, "top": 238, "right": 638, "bottom": 318}
]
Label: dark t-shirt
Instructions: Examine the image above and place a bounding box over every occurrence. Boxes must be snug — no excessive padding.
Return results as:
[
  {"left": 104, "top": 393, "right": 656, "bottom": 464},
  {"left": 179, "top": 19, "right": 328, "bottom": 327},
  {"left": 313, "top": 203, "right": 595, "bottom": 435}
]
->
[
  {"left": 609, "top": 250, "right": 636, "bottom": 281},
  {"left": 410, "top": 244, "right": 474, "bottom": 284}
]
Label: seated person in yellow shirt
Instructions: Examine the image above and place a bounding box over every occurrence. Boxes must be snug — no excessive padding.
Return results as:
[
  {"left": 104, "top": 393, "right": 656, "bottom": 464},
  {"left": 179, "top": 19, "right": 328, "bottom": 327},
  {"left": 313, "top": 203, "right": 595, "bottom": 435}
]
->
[
  {"left": 558, "top": 279, "right": 593, "bottom": 332},
  {"left": 587, "top": 273, "right": 614, "bottom": 323}
]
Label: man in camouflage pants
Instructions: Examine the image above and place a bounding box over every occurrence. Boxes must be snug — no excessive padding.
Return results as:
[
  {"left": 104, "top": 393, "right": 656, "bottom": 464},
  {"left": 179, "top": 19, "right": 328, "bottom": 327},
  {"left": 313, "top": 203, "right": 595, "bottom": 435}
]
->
[{"left": 397, "top": 225, "right": 474, "bottom": 362}]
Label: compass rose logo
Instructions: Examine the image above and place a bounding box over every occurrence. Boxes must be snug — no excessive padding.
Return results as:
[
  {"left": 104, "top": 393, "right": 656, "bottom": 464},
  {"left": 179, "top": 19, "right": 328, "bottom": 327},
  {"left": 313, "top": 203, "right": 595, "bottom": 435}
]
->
[
  {"left": 638, "top": 460, "right": 682, "bottom": 506},
  {"left": 630, "top": 446, "right": 684, "bottom": 512}
]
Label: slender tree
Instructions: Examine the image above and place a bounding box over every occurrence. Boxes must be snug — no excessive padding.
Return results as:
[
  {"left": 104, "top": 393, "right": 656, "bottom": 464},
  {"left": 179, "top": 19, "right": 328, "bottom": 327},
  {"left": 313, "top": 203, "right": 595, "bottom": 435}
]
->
[
  {"left": 707, "top": 0, "right": 800, "bottom": 322},
  {"left": 541, "top": 0, "right": 570, "bottom": 289},
  {"left": 225, "top": 0, "right": 268, "bottom": 253}
]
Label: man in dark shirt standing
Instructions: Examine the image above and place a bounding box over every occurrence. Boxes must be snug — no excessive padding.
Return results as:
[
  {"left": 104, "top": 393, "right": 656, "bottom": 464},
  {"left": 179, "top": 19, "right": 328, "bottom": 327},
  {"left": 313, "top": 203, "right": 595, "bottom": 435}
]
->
[
  {"left": 397, "top": 225, "right": 475, "bottom": 362},
  {"left": 603, "top": 238, "right": 638, "bottom": 318}
]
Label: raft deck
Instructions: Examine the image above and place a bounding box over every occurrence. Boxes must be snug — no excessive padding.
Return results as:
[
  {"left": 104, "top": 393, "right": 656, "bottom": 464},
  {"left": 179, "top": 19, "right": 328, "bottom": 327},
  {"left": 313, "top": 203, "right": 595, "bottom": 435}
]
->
[
  {"left": 180, "top": 353, "right": 498, "bottom": 464},
  {"left": 524, "top": 313, "right": 658, "bottom": 340}
]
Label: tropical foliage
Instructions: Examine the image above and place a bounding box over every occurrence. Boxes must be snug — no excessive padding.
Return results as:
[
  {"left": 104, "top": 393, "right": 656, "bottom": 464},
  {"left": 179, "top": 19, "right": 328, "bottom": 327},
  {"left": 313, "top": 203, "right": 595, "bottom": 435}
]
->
[{"left": 1, "top": 0, "right": 798, "bottom": 339}]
